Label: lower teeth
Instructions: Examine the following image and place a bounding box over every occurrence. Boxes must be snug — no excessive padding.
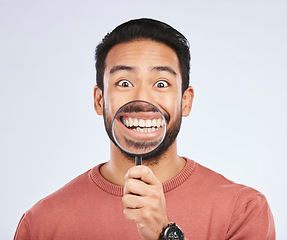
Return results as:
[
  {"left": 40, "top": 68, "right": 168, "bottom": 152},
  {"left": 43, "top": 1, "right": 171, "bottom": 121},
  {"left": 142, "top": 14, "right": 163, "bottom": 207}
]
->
[{"left": 133, "top": 127, "right": 157, "bottom": 133}]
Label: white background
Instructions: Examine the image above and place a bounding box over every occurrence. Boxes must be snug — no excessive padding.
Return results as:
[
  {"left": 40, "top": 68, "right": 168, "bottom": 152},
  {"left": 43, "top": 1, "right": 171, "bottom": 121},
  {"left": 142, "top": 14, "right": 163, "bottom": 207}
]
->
[{"left": 1, "top": 1, "right": 286, "bottom": 239}]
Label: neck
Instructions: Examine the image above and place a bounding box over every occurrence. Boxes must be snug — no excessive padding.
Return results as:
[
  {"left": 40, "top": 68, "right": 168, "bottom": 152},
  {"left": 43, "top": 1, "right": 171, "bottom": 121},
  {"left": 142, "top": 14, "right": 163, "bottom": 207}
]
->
[{"left": 99, "top": 140, "right": 185, "bottom": 186}]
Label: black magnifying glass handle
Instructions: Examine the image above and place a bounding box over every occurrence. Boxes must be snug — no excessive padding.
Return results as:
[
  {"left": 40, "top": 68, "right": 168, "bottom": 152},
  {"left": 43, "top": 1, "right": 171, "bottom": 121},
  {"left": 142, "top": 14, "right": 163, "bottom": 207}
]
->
[{"left": 135, "top": 156, "right": 142, "bottom": 166}]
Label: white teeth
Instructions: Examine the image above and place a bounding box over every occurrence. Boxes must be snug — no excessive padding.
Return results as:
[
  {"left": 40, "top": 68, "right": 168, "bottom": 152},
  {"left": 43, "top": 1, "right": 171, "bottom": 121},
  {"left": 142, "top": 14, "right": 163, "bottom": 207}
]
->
[
  {"left": 133, "top": 118, "right": 139, "bottom": 127},
  {"left": 133, "top": 127, "right": 154, "bottom": 133},
  {"left": 128, "top": 117, "right": 133, "bottom": 127},
  {"left": 123, "top": 117, "right": 165, "bottom": 132},
  {"left": 139, "top": 119, "right": 145, "bottom": 127},
  {"left": 146, "top": 119, "right": 151, "bottom": 127},
  {"left": 157, "top": 119, "right": 162, "bottom": 128}
]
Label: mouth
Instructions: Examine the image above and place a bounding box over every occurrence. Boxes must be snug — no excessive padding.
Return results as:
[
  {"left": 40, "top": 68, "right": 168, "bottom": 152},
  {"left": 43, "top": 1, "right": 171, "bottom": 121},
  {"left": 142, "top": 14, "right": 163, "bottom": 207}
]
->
[
  {"left": 111, "top": 100, "right": 168, "bottom": 155},
  {"left": 121, "top": 116, "right": 165, "bottom": 133}
]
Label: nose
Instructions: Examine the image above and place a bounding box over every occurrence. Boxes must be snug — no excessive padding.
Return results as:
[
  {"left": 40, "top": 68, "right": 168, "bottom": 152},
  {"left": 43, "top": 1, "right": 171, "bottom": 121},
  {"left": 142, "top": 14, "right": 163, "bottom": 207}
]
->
[{"left": 133, "top": 84, "right": 154, "bottom": 103}]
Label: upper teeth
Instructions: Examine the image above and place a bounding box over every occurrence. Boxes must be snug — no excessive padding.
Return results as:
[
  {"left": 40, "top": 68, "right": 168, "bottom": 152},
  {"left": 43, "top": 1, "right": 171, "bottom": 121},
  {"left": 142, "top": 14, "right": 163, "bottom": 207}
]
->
[{"left": 123, "top": 117, "right": 164, "bottom": 129}]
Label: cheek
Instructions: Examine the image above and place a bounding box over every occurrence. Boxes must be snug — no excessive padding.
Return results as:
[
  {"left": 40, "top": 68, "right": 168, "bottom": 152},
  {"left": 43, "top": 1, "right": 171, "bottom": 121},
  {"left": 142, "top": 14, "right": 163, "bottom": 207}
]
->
[
  {"left": 104, "top": 86, "right": 137, "bottom": 115},
  {"left": 103, "top": 88, "right": 116, "bottom": 118},
  {"left": 157, "top": 92, "right": 182, "bottom": 121},
  {"left": 104, "top": 89, "right": 131, "bottom": 119},
  {"left": 103, "top": 78, "right": 122, "bottom": 115}
]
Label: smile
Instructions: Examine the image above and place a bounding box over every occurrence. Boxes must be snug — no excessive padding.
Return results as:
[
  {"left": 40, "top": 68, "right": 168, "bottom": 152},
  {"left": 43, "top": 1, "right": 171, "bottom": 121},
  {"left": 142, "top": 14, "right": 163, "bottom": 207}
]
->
[{"left": 121, "top": 117, "right": 165, "bottom": 133}]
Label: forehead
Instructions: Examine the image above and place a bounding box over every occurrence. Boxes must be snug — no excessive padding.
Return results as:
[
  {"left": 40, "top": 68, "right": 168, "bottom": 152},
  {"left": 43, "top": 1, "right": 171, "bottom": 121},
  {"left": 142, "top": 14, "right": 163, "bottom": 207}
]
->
[{"left": 104, "top": 40, "right": 180, "bottom": 73}]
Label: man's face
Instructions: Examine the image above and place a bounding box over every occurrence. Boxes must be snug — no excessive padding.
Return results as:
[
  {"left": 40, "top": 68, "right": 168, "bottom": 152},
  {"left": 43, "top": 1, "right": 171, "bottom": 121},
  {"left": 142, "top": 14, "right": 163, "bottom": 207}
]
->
[{"left": 100, "top": 40, "right": 185, "bottom": 160}]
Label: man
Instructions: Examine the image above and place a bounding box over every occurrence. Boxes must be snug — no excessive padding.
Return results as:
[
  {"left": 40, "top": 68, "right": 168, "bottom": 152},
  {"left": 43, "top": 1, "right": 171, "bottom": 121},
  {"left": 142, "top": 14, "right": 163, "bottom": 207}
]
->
[{"left": 14, "top": 18, "right": 275, "bottom": 240}]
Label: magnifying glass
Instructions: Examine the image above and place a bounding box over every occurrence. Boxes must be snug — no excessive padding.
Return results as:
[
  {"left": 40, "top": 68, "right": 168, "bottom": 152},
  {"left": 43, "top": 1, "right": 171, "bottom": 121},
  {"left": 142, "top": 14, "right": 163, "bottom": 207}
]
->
[{"left": 112, "top": 100, "right": 167, "bottom": 165}]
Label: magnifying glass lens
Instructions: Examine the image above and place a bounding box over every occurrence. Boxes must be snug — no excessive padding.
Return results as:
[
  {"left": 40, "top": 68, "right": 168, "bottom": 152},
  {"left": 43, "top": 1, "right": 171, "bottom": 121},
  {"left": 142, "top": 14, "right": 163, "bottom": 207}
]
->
[{"left": 112, "top": 101, "right": 166, "bottom": 159}]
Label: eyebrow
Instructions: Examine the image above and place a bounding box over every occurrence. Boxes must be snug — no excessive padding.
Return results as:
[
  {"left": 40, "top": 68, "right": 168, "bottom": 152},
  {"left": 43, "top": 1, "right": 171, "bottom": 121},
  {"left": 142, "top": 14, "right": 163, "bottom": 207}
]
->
[
  {"left": 152, "top": 66, "right": 177, "bottom": 76},
  {"left": 109, "top": 65, "right": 177, "bottom": 76},
  {"left": 109, "top": 65, "right": 136, "bottom": 74}
]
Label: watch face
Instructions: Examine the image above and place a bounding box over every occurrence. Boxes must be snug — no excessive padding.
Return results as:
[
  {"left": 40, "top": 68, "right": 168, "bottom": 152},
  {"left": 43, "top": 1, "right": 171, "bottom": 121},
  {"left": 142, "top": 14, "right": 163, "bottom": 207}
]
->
[{"left": 166, "top": 226, "right": 184, "bottom": 240}]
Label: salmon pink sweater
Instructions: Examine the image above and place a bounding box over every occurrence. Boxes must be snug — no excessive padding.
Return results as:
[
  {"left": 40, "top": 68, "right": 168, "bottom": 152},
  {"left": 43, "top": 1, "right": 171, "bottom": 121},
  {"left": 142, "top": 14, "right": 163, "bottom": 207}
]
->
[{"left": 14, "top": 158, "right": 275, "bottom": 239}]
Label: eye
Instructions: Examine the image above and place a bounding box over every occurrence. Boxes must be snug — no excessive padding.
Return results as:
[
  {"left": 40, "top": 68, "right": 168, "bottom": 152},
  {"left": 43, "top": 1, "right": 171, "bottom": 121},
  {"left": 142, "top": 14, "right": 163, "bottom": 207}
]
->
[
  {"left": 117, "top": 80, "right": 133, "bottom": 87},
  {"left": 154, "top": 80, "right": 169, "bottom": 88}
]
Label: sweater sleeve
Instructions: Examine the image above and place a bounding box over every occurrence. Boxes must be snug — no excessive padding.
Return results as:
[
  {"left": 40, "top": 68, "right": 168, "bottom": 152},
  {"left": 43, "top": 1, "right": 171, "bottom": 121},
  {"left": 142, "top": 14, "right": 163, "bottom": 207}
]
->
[
  {"left": 226, "top": 187, "right": 275, "bottom": 240},
  {"left": 14, "top": 213, "right": 32, "bottom": 240}
]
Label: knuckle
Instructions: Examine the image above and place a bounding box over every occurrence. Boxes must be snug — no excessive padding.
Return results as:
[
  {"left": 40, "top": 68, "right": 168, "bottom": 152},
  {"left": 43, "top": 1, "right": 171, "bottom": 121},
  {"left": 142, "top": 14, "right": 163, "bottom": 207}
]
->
[
  {"left": 123, "top": 209, "right": 136, "bottom": 222},
  {"left": 143, "top": 167, "right": 150, "bottom": 175},
  {"left": 151, "top": 198, "right": 159, "bottom": 208},
  {"left": 143, "top": 167, "right": 152, "bottom": 175},
  {"left": 123, "top": 208, "right": 130, "bottom": 220},
  {"left": 126, "top": 178, "right": 132, "bottom": 185},
  {"left": 141, "top": 209, "right": 151, "bottom": 221},
  {"left": 124, "top": 179, "right": 132, "bottom": 191},
  {"left": 138, "top": 165, "right": 150, "bottom": 175},
  {"left": 122, "top": 195, "right": 127, "bottom": 203},
  {"left": 150, "top": 188, "right": 161, "bottom": 199},
  {"left": 123, "top": 208, "right": 127, "bottom": 217}
]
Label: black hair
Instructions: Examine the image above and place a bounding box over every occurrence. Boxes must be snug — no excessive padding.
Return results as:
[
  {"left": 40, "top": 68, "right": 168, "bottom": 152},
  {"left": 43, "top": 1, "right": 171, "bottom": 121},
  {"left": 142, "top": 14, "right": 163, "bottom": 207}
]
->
[{"left": 95, "top": 18, "right": 190, "bottom": 94}]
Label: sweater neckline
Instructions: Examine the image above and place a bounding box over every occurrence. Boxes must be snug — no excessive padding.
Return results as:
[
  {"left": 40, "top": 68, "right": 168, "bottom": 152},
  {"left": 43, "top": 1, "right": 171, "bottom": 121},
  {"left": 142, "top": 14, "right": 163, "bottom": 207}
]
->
[{"left": 89, "top": 157, "right": 196, "bottom": 196}]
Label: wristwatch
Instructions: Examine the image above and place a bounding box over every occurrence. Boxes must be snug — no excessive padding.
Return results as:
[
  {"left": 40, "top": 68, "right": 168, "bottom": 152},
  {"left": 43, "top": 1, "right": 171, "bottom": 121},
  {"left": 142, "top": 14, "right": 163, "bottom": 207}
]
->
[{"left": 159, "top": 223, "right": 184, "bottom": 240}]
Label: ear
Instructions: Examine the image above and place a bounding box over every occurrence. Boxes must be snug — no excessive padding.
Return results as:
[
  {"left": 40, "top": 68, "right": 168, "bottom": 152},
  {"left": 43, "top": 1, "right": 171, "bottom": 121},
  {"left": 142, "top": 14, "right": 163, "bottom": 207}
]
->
[
  {"left": 94, "top": 85, "right": 104, "bottom": 115},
  {"left": 182, "top": 86, "right": 194, "bottom": 117}
]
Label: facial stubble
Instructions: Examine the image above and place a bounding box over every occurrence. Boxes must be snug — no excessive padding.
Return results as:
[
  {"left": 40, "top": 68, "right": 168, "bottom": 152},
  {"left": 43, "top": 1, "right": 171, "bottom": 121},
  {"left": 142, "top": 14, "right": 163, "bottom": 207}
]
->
[{"left": 103, "top": 101, "right": 182, "bottom": 165}]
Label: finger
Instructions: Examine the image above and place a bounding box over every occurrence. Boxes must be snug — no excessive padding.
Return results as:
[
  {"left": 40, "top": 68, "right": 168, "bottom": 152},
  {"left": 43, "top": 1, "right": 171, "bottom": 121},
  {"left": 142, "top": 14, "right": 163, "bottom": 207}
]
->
[
  {"left": 124, "top": 178, "right": 150, "bottom": 196},
  {"left": 123, "top": 205, "right": 165, "bottom": 226},
  {"left": 122, "top": 194, "right": 145, "bottom": 209},
  {"left": 125, "top": 165, "right": 160, "bottom": 185},
  {"left": 123, "top": 208, "right": 143, "bottom": 224}
]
